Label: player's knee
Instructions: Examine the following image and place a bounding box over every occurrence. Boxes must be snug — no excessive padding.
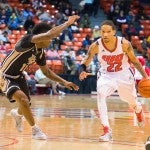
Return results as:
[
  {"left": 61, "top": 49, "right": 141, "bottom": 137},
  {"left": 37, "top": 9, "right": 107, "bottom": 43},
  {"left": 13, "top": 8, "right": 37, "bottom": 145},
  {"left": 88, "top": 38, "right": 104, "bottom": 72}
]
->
[{"left": 17, "top": 95, "right": 30, "bottom": 107}]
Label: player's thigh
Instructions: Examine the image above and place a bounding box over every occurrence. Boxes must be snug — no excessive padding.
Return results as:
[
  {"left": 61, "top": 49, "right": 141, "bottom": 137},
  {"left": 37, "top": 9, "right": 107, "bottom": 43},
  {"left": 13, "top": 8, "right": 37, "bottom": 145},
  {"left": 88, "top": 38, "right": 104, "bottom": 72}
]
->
[
  {"left": 97, "top": 76, "right": 116, "bottom": 97},
  {"left": 118, "top": 81, "right": 137, "bottom": 103}
]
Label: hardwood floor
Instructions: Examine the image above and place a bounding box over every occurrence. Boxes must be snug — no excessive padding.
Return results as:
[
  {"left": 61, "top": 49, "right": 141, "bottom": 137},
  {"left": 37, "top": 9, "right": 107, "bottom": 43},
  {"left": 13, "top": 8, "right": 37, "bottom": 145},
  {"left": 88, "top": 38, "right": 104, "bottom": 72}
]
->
[{"left": 0, "top": 94, "right": 150, "bottom": 150}]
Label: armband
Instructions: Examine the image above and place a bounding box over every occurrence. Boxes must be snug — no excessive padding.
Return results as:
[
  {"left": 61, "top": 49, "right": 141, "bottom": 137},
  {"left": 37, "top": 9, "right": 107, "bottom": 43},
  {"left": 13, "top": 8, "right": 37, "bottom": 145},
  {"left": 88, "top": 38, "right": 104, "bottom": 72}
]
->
[{"left": 80, "top": 64, "right": 86, "bottom": 72}]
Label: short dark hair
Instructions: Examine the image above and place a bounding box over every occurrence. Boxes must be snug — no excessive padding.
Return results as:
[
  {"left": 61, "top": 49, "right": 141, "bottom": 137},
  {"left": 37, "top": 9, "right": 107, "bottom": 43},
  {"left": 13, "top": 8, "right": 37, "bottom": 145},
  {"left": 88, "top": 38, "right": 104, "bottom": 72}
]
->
[
  {"left": 32, "top": 22, "right": 52, "bottom": 34},
  {"left": 100, "top": 20, "right": 116, "bottom": 30}
]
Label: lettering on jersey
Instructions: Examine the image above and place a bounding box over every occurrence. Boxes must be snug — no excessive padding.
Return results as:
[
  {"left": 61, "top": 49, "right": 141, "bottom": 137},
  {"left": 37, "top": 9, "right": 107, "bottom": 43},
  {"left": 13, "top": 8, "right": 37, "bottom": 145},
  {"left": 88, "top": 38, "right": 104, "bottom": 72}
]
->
[
  {"left": 102, "top": 53, "right": 124, "bottom": 72},
  {"left": 20, "top": 54, "right": 36, "bottom": 71},
  {"left": 28, "top": 54, "right": 36, "bottom": 64}
]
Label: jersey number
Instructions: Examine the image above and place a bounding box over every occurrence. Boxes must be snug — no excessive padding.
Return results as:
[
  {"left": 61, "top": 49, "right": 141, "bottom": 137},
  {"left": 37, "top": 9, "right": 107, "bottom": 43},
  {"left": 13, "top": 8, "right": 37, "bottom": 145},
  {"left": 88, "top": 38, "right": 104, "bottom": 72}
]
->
[{"left": 107, "top": 62, "right": 122, "bottom": 72}]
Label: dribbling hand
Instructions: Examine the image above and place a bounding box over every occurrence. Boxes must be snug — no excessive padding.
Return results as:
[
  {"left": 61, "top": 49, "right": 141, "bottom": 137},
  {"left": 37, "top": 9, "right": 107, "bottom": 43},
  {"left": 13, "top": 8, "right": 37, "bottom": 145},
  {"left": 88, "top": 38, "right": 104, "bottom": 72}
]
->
[{"left": 79, "top": 71, "right": 92, "bottom": 81}]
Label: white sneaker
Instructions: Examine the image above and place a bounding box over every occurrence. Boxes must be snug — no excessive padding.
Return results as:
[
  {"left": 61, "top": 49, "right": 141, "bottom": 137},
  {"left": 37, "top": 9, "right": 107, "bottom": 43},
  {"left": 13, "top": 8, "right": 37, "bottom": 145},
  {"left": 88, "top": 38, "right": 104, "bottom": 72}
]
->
[
  {"left": 10, "top": 109, "right": 23, "bottom": 132},
  {"left": 32, "top": 126, "right": 47, "bottom": 140},
  {"left": 99, "top": 126, "right": 112, "bottom": 142},
  {"left": 58, "top": 90, "right": 66, "bottom": 95}
]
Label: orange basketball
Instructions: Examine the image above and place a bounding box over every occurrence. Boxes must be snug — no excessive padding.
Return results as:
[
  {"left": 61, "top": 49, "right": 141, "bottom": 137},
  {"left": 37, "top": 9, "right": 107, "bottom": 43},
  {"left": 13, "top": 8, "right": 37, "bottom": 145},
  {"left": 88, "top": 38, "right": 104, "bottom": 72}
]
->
[{"left": 138, "top": 78, "right": 150, "bottom": 98}]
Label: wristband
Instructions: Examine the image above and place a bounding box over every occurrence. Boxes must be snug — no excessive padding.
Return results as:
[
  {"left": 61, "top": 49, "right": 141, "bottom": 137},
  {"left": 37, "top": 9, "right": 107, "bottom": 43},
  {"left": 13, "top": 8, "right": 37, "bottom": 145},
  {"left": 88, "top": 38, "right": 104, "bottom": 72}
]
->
[{"left": 80, "top": 64, "right": 86, "bottom": 72}]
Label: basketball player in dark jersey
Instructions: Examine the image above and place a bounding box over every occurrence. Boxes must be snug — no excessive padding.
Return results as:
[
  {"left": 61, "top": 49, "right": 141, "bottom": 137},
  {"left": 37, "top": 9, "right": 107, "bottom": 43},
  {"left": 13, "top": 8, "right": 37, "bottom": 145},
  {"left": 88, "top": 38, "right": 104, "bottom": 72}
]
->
[{"left": 0, "top": 15, "right": 79, "bottom": 140}]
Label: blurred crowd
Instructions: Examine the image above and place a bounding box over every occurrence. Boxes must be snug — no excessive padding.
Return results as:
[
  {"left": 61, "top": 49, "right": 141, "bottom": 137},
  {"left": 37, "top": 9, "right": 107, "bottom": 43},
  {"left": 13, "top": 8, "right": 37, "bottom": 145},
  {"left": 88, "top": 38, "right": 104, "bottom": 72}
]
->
[{"left": 0, "top": 0, "right": 149, "bottom": 95}]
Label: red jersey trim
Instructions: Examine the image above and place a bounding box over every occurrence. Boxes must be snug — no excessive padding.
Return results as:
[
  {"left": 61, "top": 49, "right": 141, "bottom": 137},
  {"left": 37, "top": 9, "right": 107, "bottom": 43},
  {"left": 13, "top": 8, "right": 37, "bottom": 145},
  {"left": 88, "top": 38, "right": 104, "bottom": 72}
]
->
[{"left": 101, "top": 37, "right": 118, "bottom": 53}]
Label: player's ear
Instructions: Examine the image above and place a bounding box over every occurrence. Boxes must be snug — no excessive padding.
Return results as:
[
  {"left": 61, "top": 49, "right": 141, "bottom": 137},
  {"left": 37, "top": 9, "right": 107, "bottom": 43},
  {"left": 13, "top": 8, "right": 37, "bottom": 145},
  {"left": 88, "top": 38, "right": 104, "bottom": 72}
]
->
[{"left": 113, "top": 29, "right": 116, "bottom": 36}]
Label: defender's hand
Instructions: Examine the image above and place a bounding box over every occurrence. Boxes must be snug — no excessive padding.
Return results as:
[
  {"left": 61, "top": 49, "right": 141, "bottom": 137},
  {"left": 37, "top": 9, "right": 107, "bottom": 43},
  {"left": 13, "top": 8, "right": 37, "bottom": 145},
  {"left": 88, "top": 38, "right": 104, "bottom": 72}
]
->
[
  {"left": 63, "top": 81, "right": 79, "bottom": 91},
  {"left": 67, "top": 15, "right": 80, "bottom": 26}
]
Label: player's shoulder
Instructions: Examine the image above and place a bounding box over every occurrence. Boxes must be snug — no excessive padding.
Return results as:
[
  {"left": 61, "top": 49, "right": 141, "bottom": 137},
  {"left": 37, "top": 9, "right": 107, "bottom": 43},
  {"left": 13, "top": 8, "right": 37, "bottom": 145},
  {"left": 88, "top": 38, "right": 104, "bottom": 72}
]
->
[
  {"left": 89, "top": 41, "right": 99, "bottom": 53},
  {"left": 120, "top": 37, "right": 130, "bottom": 45},
  {"left": 15, "top": 34, "right": 35, "bottom": 52}
]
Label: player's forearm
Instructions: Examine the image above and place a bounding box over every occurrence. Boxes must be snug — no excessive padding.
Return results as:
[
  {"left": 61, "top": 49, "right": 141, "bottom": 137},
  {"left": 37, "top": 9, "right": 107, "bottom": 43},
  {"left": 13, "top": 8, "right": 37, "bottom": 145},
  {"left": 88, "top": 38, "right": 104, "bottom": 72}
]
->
[
  {"left": 81, "top": 55, "right": 93, "bottom": 67},
  {"left": 47, "top": 22, "right": 69, "bottom": 38},
  {"left": 43, "top": 68, "right": 66, "bottom": 85},
  {"left": 132, "top": 61, "right": 148, "bottom": 78}
]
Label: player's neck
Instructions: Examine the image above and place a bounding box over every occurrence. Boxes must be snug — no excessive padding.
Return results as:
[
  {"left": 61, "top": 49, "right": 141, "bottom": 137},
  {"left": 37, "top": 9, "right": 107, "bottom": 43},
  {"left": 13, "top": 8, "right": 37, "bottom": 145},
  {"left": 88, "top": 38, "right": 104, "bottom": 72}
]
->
[{"left": 102, "top": 36, "right": 117, "bottom": 52}]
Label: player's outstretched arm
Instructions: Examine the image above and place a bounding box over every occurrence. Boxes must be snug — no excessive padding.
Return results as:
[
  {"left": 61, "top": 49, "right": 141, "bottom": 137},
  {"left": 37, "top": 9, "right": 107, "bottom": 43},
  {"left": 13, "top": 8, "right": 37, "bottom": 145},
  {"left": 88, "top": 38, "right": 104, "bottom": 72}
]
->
[
  {"left": 40, "top": 65, "right": 79, "bottom": 91},
  {"left": 31, "top": 15, "right": 80, "bottom": 43}
]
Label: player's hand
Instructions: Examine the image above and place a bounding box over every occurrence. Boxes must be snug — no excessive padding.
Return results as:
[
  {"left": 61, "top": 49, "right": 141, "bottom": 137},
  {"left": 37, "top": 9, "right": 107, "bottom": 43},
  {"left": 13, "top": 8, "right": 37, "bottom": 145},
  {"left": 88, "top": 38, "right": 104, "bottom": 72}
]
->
[
  {"left": 67, "top": 15, "right": 80, "bottom": 26},
  {"left": 63, "top": 81, "right": 79, "bottom": 91},
  {"left": 79, "top": 71, "right": 92, "bottom": 81}
]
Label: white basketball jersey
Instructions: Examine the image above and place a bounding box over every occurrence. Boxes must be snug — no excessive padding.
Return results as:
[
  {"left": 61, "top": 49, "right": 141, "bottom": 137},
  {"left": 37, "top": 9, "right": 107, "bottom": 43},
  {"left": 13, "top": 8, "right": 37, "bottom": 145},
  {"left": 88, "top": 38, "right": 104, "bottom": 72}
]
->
[{"left": 97, "top": 36, "right": 130, "bottom": 73}]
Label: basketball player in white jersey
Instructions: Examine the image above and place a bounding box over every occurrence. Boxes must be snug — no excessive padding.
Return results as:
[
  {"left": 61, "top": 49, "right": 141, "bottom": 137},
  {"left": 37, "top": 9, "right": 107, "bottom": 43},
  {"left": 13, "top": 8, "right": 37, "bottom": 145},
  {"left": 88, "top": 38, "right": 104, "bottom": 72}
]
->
[{"left": 79, "top": 20, "right": 148, "bottom": 142}]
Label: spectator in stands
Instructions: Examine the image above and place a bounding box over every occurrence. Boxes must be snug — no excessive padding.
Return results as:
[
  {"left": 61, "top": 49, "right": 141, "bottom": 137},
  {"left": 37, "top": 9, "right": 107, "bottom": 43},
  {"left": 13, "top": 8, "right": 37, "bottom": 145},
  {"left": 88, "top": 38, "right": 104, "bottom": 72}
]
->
[
  {"left": 82, "top": 34, "right": 92, "bottom": 47},
  {"left": 83, "top": 0, "right": 93, "bottom": 16},
  {"left": 92, "top": 25, "right": 100, "bottom": 41},
  {"left": 20, "top": 0, "right": 30, "bottom": 4},
  {"left": 32, "top": 0, "right": 43, "bottom": 10},
  {"left": 141, "top": 38, "right": 148, "bottom": 57},
  {"left": 92, "top": 0, "right": 99, "bottom": 18},
  {"left": 7, "top": 12, "right": 21, "bottom": 30},
  {"left": 59, "top": 27, "right": 73, "bottom": 45},
  {"left": 79, "top": 13, "right": 91, "bottom": 28},
  {"left": 36, "top": 6, "right": 52, "bottom": 22},
  {"left": 133, "top": 18, "right": 143, "bottom": 33},
  {"left": 35, "top": 68, "right": 64, "bottom": 95},
  {"left": 53, "top": 12, "right": 64, "bottom": 26},
  {"left": 76, "top": 45, "right": 87, "bottom": 56},
  {"left": 61, "top": 47, "right": 78, "bottom": 75},
  {"left": 70, "top": 22, "right": 79, "bottom": 33},
  {"left": 23, "top": 71, "right": 36, "bottom": 95},
  {"left": 63, "top": 2, "right": 72, "bottom": 17},
  {"left": 50, "top": 38, "right": 60, "bottom": 50},
  {"left": 0, "top": 40, "right": 7, "bottom": 53},
  {"left": 0, "top": 31, "right": 10, "bottom": 44},
  {"left": 111, "top": 3, "right": 120, "bottom": 22},
  {"left": 0, "top": 1, "right": 12, "bottom": 11},
  {"left": 0, "top": 9, "right": 9, "bottom": 25},
  {"left": 136, "top": 6, "right": 149, "bottom": 20},
  {"left": 125, "top": 24, "right": 137, "bottom": 41},
  {"left": 115, "top": 10, "right": 127, "bottom": 30},
  {"left": 23, "top": 16, "right": 35, "bottom": 33},
  {"left": 46, "top": 47, "right": 60, "bottom": 60},
  {"left": 20, "top": 7, "right": 34, "bottom": 23},
  {"left": 13, "top": 7, "right": 23, "bottom": 23},
  {"left": 4, "top": 5, "right": 12, "bottom": 22},
  {"left": 126, "top": 11, "right": 135, "bottom": 25}
]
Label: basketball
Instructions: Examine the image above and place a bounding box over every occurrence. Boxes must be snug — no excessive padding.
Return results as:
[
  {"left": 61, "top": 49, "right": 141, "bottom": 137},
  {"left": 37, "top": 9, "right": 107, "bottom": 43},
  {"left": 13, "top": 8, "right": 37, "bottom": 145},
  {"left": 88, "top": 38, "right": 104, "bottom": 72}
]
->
[{"left": 138, "top": 78, "right": 150, "bottom": 98}]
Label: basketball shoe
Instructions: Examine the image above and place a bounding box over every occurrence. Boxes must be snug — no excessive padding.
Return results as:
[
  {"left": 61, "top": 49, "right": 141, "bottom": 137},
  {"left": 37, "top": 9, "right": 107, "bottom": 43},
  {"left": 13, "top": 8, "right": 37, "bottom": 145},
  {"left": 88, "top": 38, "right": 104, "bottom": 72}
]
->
[
  {"left": 10, "top": 109, "right": 23, "bottom": 132},
  {"left": 134, "top": 103, "right": 144, "bottom": 127},
  {"left": 32, "top": 126, "right": 47, "bottom": 140},
  {"left": 99, "top": 126, "right": 112, "bottom": 142},
  {"left": 145, "top": 137, "right": 150, "bottom": 150}
]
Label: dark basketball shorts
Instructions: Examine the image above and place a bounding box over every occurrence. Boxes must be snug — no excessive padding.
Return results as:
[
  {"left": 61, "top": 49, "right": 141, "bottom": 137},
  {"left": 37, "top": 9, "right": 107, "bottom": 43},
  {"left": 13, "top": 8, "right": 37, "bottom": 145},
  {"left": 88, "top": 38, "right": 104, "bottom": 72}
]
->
[{"left": 0, "top": 75, "right": 31, "bottom": 103}]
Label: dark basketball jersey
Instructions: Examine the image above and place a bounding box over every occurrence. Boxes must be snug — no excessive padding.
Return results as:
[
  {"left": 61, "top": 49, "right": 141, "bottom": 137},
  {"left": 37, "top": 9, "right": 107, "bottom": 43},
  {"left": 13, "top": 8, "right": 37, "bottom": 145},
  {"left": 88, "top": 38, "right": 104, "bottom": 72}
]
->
[
  {"left": 0, "top": 34, "right": 46, "bottom": 101},
  {"left": 0, "top": 34, "right": 46, "bottom": 78}
]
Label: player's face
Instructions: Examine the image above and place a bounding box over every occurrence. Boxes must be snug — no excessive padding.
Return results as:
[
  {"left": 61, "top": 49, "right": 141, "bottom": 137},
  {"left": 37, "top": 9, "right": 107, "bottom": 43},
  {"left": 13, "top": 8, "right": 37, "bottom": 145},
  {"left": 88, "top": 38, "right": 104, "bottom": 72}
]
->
[{"left": 100, "top": 25, "right": 116, "bottom": 43}]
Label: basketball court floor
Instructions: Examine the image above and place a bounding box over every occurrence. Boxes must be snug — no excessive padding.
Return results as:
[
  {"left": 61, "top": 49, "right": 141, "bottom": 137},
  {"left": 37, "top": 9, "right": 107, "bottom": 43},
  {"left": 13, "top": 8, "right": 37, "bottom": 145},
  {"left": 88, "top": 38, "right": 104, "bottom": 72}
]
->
[{"left": 0, "top": 94, "right": 150, "bottom": 150}]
